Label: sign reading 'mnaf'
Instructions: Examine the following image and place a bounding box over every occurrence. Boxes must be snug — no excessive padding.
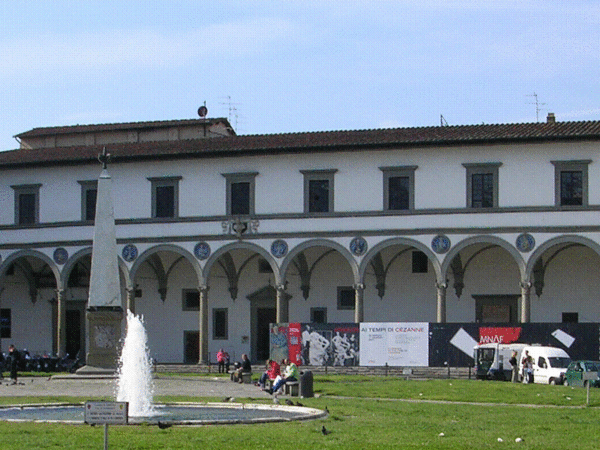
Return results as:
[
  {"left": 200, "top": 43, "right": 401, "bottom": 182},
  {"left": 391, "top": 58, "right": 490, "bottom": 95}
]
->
[{"left": 84, "top": 401, "right": 128, "bottom": 425}]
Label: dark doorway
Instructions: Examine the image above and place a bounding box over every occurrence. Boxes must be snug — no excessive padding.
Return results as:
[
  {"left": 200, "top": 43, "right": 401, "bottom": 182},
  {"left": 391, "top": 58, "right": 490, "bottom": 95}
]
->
[
  {"left": 184, "top": 331, "right": 199, "bottom": 364},
  {"left": 256, "top": 307, "right": 276, "bottom": 361},
  {"left": 65, "top": 309, "right": 82, "bottom": 358}
]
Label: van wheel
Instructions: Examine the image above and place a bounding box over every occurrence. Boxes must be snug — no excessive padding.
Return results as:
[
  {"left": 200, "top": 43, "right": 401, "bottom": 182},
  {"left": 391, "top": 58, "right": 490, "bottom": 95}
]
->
[
  {"left": 549, "top": 378, "right": 557, "bottom": 385},
  {"left": 563, "top": 378, "right": 569, "bottom": 386}
]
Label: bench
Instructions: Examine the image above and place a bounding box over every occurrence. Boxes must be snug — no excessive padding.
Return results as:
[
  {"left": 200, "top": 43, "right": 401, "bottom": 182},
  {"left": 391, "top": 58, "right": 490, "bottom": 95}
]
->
[
  {"left": 241, "top": 372, "right": 252, "bottom": 384},
  {"left": 284, "top": 380, "right": 299, "bottom": 396}
]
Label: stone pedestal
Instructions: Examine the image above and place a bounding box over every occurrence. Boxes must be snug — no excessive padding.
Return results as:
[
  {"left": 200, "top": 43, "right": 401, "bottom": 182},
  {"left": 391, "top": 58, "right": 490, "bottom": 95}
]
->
[{"left": 77, "top": 307, "right": 123, "bottom": 375}]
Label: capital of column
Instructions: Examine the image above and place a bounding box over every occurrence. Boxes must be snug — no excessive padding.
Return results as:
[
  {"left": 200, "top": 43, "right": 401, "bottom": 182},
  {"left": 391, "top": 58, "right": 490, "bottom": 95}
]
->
[
  {"left": 275, "top": 284, "right": 287, "bottom": 292},
  {"left": 353, "top": 283, "right": 365, "bottom": 291},
  {"left": 55, "top": 288, "right": 65, "bottom": 297},
  {"left": 436, "top": 281, "right": 448, "bottom": 290},
  {"left": 198, "top": 285, "right": 210, "bottom": 294},
  {"left": 520, "top": 281, "right": 532, "bottom": 291}
]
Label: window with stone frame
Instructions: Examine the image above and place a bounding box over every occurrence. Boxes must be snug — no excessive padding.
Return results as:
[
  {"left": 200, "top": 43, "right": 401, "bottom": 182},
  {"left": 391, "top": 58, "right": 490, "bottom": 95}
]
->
[
  {"left": 11, "top": 184, "right": 41, "bottom": 225},
  {"left": 380, "top": 166, "right": 417, "bottom": 211},
  {"left": 148, "top": 176, "right": 181, "bottom": 219},
  {"left": 463, "top": 163, "right": 502, "bottom": 208},
  {"left": 222, "top": 172, "right": 258, "bottom": 216},
  {"left": 78, "top": 180, "right": 97, "bottom": 222},
  {"left": 337, "top": 286, "right": 355, "bottom": 310},
  {"left": 301, "top": 169, "right": 337, "bottom": 214},
  {"left": 552, "top": 160, "right": 590, "bottom": 207}
]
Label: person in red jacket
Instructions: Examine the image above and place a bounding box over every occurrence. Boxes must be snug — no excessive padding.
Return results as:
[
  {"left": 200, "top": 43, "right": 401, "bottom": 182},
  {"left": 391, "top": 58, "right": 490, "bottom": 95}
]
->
[{"left": 258, "top": 359, "right": 280, "bottom": 390}]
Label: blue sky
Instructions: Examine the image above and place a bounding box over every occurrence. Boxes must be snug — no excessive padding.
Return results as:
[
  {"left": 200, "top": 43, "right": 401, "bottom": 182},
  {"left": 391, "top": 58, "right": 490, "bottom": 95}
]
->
[{"left": 1, "top": 1, "right": 598, "bottom": 151}]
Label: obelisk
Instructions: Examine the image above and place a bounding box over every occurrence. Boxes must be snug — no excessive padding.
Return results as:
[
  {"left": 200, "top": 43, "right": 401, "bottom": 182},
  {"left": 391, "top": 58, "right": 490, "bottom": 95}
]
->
[{"left": 77, "top": 147, "right": 123, "bottom": 374}]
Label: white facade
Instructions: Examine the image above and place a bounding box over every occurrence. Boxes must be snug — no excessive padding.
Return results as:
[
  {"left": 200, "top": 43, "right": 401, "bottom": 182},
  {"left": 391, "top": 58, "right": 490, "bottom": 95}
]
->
[{"left": 0, "top": 117, "right": 599, "bottom": 363}]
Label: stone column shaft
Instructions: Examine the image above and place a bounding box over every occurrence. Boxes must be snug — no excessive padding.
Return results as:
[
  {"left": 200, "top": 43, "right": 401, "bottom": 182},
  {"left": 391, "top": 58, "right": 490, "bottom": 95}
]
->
[
  {"left": 354, "top": 283, "right": 365, "bottom": 323},
  {"left": 276, "top": 284, "right": 288, "bottom": 324},
  {"left": 198, "top": 285, "right": 209, "bottom": 364},
  {"left": 436, "top": 282, "right": 447, "bottom": 323},
  {"left": 520, "top": 281, "right": 531, "bottom": 323},
  {"left": 126, "top": 288, "right": 135, "bottom": 315},
  {"left": 56, "top": 289, "right": 66, "bottom": 357}
]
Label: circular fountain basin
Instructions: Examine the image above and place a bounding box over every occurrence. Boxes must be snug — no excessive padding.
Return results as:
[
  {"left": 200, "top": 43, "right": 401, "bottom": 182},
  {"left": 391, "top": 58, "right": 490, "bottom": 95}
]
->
[{"left": 0, "top": 402, "right": 326, "bottom": 425}]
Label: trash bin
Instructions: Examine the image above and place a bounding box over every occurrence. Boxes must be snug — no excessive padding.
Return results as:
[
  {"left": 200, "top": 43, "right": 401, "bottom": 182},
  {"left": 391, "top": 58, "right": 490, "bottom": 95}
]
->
[{"left": 299, "top": 370, "right": 314, "bottom": 398}]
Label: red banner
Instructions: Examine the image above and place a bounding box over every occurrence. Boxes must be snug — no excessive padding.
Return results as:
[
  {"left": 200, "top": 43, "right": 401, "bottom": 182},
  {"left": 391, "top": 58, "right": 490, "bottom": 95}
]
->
[
  {"left": 479, "top": 327, "right": 522, "bottom": 344},
  {"left": 287, "top": 322, "right": 303, "bottom": 366}
]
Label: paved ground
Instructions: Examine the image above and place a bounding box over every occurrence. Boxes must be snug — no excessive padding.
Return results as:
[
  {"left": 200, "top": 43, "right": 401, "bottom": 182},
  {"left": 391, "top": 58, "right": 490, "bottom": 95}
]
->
[{"left": 0, "top": 375, "right": 273, "bottom": 400}]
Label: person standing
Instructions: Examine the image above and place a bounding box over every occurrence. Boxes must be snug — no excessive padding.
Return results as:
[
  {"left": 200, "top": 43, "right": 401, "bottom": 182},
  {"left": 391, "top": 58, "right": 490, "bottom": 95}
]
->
[
  {"left": 216, "top": 349, "right": 230, "bottom": 374},
  {"left": 8, "top": 345, "right": 20, "bottom": 385},
  {"left": 509, "top": 351, "right": 519, "bottom": 383}
]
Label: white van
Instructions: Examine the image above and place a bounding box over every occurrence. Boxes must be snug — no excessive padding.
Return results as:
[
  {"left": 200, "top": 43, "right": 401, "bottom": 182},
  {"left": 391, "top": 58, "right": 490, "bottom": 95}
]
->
[
  {"left": 518, "top": 346, "right": 571, "bottom": 385},
  {"left": 474, "top": 343, "right": 528, "bottom": 380}
]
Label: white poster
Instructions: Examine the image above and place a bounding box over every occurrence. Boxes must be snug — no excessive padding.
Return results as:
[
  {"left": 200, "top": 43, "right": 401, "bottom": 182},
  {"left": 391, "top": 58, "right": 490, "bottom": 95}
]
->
[{"left": 360, "top": 322, "right": 429, "bottom": 366}]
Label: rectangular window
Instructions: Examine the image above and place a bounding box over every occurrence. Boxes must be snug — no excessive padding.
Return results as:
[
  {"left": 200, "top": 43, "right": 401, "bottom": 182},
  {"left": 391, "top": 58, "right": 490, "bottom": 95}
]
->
[
  {"left": 213, "top": 308, "right": 228, "bottom": 339},
  {"left": 301, "top": 169, "right": 337, "bottom": 214},
  {"left": 562, "top": 312, "right": 578, "bottom": 323},
  {"left": 182, "top": 289, "right": 199, "bottom": 311},
  {"left": 381, "top": 166, "right": 417, "bottom": 211},
  {"left": 337, "top": 286, "right": 355, "bottom": 310},
  {"left": 222, "top": 172, "right": 258, "bottom": 216},
  {"left": 552, "top": 160, "right": 590, "bottom": 207},
  {"left": 11, "top": 184, "right": 41, "bottom": 225},
  {"left": 463, "top": 163, "right": 501, "bottom": 208},
  {"left": 412, "top": 251, "right": 428, "bottom": 273},
  {"left": 0, "top": 309, "right": 11, "bottom": 338},
  {"left": 148, "top": 177, "right": 181, "bottom": 219},
  {"left": 78, "top": 181, "right": 97, "bottom": 222},
  {"left": 310, "top": 307, "right": 327, "bottom": 324}
]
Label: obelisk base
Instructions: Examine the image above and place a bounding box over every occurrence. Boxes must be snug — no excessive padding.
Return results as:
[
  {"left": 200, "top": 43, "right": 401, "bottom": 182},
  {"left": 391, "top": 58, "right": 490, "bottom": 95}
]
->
[{"left": 76, "top": 307, "right": 123, "bottom": 375}]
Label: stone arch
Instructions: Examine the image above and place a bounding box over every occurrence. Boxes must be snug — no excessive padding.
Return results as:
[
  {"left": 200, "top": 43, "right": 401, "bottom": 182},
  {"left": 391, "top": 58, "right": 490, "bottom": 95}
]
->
[
  {"left": 279, "top": 239, "right": 359, "bottom": 286},
  {"left": 526, "top": 234, "right": 600, "bottom": 278},
  {"left": 130, "top": 244, "right": 201, "bottom": 283},
  {"left": 203, "top": 241, "right": 281, "bottom": 287},
  {"left": 0, "top": 249, "right": 61, "bottom": 293},
  {"left": 60, "top": 247, "right": 132, "bottom": 290},
  {"left": 360, "top": 237, "right": 443, "bottom": 283},
  {"left": 441, "top": 235, "right": 526, "bottom": 282}
]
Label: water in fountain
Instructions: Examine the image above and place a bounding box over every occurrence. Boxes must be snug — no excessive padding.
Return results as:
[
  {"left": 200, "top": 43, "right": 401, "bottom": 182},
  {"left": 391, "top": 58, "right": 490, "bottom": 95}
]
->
[{"left": 116, "top": 310, "right": 155, "bottom": 417}]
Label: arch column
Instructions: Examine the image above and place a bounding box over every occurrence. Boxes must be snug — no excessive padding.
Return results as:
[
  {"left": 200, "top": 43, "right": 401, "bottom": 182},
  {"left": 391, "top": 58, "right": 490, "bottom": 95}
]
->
[
  {"left": 126, "top": 288, "right": 135, "bottom": 314},
  {"left": 276, "top": 284, "right": 289, "bottom": 323},
  {"left": 520, "top": 281, "right": 531, "bottom": 323},
  {"left": 55, "top": 288, "right": 66, "bottom": 357},
  {"left": 436, "top": 282, "right": 447, "bottom": 323},
  {"left": 354, "top": 283, "right": 365, "bottom": 323},
  {"left": 198, "top": 285, "right": 209, "bottom": 364}
]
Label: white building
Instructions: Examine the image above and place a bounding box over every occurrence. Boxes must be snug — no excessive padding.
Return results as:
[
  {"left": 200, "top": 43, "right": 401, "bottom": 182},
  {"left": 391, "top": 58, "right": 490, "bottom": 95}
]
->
[{"left": 0, "top": 114, "right": 599, "bottom": 364}]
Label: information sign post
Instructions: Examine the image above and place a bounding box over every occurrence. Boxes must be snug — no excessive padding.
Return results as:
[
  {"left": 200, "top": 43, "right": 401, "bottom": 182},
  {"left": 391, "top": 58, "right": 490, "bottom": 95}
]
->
[
  {"left": 85, "top": 401, "right": 129, "bottom": 450},
  {"left": 582, "top": 372, "right": 598, "bottom": 406}
]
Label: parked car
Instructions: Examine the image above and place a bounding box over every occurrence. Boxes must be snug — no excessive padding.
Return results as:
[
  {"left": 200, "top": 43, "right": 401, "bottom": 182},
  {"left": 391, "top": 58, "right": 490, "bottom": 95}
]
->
[
  {"left": 518, "top": 346, "right": 571, "bottom": 385},
  {"left": 474, "top": 343, "right": 528, "bottom": 380},
  {"left": 563, "top": 360, "right": 600, "bottom": 387}
]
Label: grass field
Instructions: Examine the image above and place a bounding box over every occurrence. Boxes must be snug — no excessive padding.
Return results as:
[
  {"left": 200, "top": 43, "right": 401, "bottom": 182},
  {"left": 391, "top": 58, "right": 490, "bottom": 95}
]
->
[{"left": 0, "top": 375, "right": 598, "bottom": 449}]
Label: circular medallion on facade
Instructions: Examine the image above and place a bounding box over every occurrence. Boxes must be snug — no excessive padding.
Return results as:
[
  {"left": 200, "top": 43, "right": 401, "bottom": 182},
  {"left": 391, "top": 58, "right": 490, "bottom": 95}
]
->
[
  {"left": 350, "top": 237, "right": 368, "bottom": 256},
  {"left": 431, "top": 234, "right": 451, "bottom": 254},
  {"left": 194, "top": 242, "right": 211, "bottom": 260},
  {"left": 122, "top": 244, "right": 138, "bottom": 262},
  {"left": 271, "top": 240, "right": 288, "bottom": 258},
  {"left": 516, "top": 233, "right": 535, "bottom": 252},
  {"left": 53, "top": 247, "right": 69, "bottom": 265}
]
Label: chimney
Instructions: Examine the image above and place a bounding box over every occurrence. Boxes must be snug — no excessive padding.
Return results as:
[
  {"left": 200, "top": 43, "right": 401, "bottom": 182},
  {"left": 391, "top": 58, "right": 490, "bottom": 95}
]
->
[{"left": 546, "top": 112, "right": 556, "bottom": 124}]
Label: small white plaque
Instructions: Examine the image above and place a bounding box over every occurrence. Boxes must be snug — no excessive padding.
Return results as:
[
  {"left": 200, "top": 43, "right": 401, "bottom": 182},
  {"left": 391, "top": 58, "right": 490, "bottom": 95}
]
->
[{"left": 85, "top": 401, "right": 128, "bottom": 425}]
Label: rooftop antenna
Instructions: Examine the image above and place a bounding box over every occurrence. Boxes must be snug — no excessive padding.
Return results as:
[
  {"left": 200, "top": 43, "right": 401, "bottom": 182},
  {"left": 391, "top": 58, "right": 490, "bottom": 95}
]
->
[
  {"left": 440, "top": 115, "right": 448, "bottom": 126},
  {"left": 219, "top": 95, "right": 242, "bottom": 130},
  {"left": 527, "top": 92, "right": 546, "bottom": 122}
]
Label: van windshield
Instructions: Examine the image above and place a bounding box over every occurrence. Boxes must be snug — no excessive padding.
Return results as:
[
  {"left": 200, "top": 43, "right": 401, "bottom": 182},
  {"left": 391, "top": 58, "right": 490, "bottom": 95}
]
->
[
  {"left": 477, "top": 348, "right": 495, "bottom": 363},
  {"left": 548, "top": 357, "right": 571, "bottom": 368}
]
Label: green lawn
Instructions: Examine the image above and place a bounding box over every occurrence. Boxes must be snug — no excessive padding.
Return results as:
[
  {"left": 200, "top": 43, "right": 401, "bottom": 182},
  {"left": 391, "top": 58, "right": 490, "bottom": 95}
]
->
[{"left": 0, "top": 376, "right": 598, "bottom": 449}]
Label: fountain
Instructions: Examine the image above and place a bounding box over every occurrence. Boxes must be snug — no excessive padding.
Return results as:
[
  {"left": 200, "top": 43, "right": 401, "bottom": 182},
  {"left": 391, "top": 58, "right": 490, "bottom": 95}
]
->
[{"left": 115, "top": 310, "right": 155, "bottom": 417}]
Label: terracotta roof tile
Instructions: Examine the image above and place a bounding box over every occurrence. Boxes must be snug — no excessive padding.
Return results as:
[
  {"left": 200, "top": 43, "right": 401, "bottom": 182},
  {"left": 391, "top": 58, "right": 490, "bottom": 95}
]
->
[{"left": 2, "top": 120, "right": 600, "bottom": 168}]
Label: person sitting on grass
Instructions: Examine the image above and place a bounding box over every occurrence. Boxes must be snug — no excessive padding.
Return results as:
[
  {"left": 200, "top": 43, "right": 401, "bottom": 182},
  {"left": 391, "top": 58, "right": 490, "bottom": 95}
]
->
[{"left": 270, "top": 358, "right": 298, "bottom": 395}]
